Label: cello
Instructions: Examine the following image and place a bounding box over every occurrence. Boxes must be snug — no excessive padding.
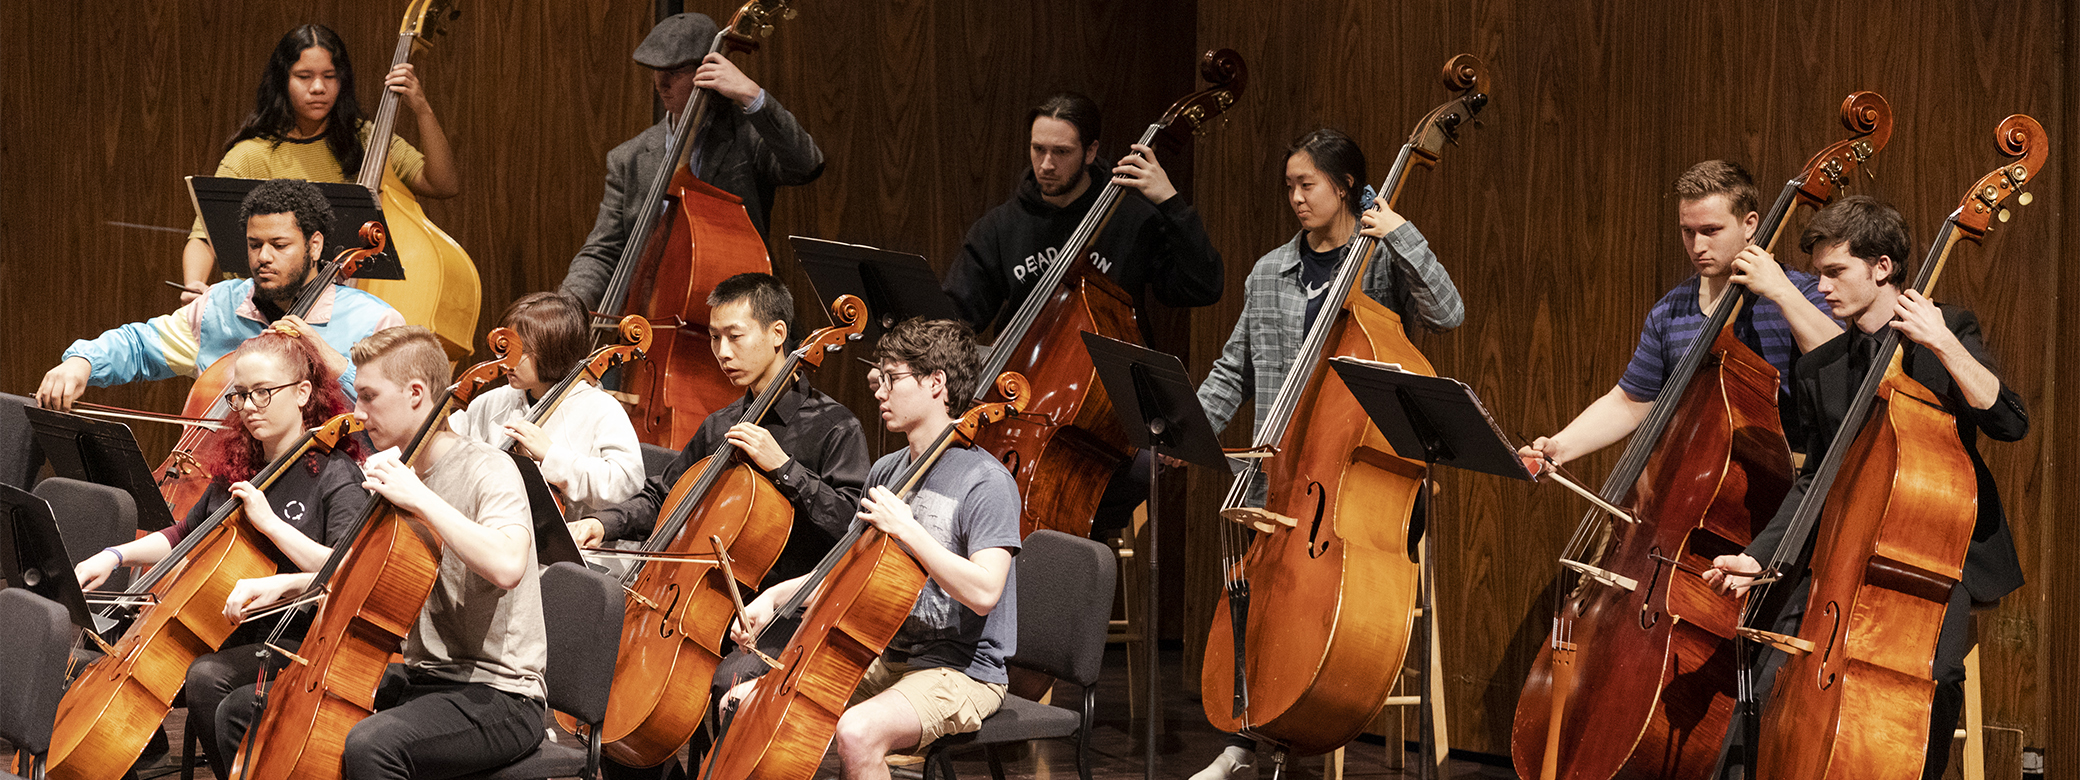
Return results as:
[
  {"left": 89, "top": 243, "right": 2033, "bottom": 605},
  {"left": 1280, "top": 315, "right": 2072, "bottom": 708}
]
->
[
  {"left": 594, "top": 0, "right": 797, "bottom": 448},
  {"left": 570, "top": 295, "right": 863, "bottom": 768},
  {"left": 44, "top": 413, "right": 363, "bottom": 780},
  {"left": 1743, "top": 115, "right": 2044, "bottom": 780},
  {"left": 699, "top": 373, "right": 1030, "bottom": 780},
  {"left": 1199, "top": 55, "right": 1491, "bottom": 760},
  {"left": 1509, "top": 93, "right": 1893, "bottom": 780},
  {"left": 349, "top": 0, "right": 481, "bottom": 363},
  {"left": 970, "top": 49, "right": 1245, "bottom": 538},
  {"left": 229, "top": 329, "right": 520, "bottom": 780},
  {"left": 155, "top": 223, "right": 389, "bottom": 553}
]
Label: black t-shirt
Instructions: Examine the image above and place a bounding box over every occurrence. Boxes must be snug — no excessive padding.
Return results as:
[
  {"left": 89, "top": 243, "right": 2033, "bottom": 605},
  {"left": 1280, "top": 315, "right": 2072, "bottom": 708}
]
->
[{"left": 1299, "top": 239, "right": 1348, "bottom": 332}]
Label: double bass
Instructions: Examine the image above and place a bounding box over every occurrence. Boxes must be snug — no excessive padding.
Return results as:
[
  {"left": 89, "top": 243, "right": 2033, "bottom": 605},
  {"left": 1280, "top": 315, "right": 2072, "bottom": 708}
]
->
[
  {"left": 573, "top": 296, "right": 863, "bottom": 768},
  {"left": 1509, "top": 93, "right": 1893, "bottom": 780},
  {"left": 970, "top": 49, "right": 1245, "bottom": 538},
  {"left": 45, "top": 414, "right": 363, "bottom": 780},
  {"left": 594, "top": 0, "right": 796, "bottom": 448},
  {"left": 154, "top": 224, "right": 389, "bottom": 555},
  {"left": 1744, "top": 115, "right": 2043, "bottom": 780},
  {"left": 230, "top": 330, "right": 520, "bottom": 780},
  {"left": 700, "top": 373, "right": 1030, "bottom": 780},
  {"left": 351, "top": 0, "right": 483, "bottom": 363},
  {"left": 1199, "top": 55, "right": 1490, "bottom": 760}
]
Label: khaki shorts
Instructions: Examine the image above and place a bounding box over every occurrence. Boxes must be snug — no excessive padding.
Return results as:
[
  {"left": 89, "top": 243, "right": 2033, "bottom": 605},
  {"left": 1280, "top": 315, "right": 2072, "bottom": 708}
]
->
[{"left": 850, "top": 657, "right": 1008, "bottom": 747}]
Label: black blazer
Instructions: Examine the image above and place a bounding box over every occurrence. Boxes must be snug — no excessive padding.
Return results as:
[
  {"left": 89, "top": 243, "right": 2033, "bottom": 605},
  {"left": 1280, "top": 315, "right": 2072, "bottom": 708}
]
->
[{"left": 1745, "top": 304, "right": 2029, "bottom": 602}]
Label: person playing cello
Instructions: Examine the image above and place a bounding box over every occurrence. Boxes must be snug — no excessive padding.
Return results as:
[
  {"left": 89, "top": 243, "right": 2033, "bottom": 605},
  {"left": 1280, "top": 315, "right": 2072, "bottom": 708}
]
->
[
  {"left": 723, "top": 318, "right": 1022, "bottom": 780},
  {"left": 218, "top": 325, "right": 550, "bottom": 779},
  {"left": 71, "top": 330, "right": 368, "bottom": 773},
  {"left": 178, "top": 23, "right": 460, "bottom": 300},
  {"left": 1704, "top": 196, "right": 2027, "bottom": 779},
  {"left": 1188, "top": 126, "right": 1462, "bottom": 780},
  {"left": 38, "top": 178, "right": 404, "bottom": 409}
]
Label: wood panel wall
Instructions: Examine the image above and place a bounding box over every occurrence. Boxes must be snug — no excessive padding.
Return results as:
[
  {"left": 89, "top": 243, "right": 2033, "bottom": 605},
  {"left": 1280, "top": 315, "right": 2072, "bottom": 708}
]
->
[{"left": 2, "top": 0, "right": 2071, "bottom": 771}]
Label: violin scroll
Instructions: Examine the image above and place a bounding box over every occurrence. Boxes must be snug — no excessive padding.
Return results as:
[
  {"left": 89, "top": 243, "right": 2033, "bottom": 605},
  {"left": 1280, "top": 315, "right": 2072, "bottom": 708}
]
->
[
  {"left": 721, "top": 0, "right": 798, "bottom": 52},
  {"left": 333, "top": 221, "right": 389, "bottom": 282},
  {"left": 1156, "top": 49, "right": 1249, "bottom": 143},
  {"left": 1405, "top": 55, "right": 1493, "bottom": 169},
  {"left": 581, "top": 316, "right": 654, "bottom": 382},
  {"left": 1790, "top": 92, "right": 1893, "bottom": 207},
  {"left": 1954, "top": 114, "right": 2047, "bottom": 240},
  {"left": 311, "top": 413, "right": 366, "bottom": 451},
  {"left": 955, "top": 372, "right": 1031, "bottom": 443},
  {"left": 797, "top": 295, "right": 868, "bottom": 369},
  {"left": 453, "top": 326, "right": 522, "bottom": 406}
]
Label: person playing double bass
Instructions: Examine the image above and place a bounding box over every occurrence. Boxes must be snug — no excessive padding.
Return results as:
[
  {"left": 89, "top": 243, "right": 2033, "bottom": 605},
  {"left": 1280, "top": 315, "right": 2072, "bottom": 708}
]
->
[
  {"left": 723, "top": 317, "right": 1023, "bottom": 780},
  {"left": 558, "top": 12, "right": 826, "bottom": 309},
  {"left": 1189, "top": 127, "right": 1463, "bottom": 780},
  {"left": 1518, "top": 161, "right": 1840, "bottom": 468},
  {"left": 570, "top": 273, "right": 868, "bottom": 780},
  {"left": 178, "top": 23, "right": 461, "bottom": 300},
  {"left": 218, "top": 325, "right": 550, "bottom": 779},
  {"left": 1704, "top": 196, "right": 2027, "bottom": 779},
  {"left": 38, "top": 178, "right": 404, "bottom": 409}
]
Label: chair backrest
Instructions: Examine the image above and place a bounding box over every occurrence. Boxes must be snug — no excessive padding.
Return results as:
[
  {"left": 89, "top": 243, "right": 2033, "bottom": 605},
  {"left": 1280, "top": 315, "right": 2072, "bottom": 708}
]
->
[
  {"left": 640, "top": 444, "right": 677, "bottom": 480},
  {"left": 539, "top": 561, "right": 623, "bottom": 724},
  {"left": 0, "top": 588, "right": 74, "bottom": 755},
  {"left": 1005, "top": 530, "right": 1115, "bottom": 688},
  {"left": 0, "top": 393, "right": 45, "bottom": 489},
  {"left": 34, "top": 477, "right": 139, "bottom": 590}
]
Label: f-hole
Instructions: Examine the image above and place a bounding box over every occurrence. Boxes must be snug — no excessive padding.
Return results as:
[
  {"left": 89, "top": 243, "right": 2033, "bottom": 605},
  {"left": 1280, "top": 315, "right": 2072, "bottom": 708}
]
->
[
  {"left": 1000, "top": 450, "right": 1021, "bottom": 476},
  {"left": 1306, "top": 481, "right": 1330, "bottom": 558},
  {"left": 1638, "top": 545, "right": 1666, "bottom": 630},
  {"left": 658, "top": 583, "right": 681, "bottom": 638},
  {"left": 1816, "top": 602, "right": 1840, "bottom": 690}
]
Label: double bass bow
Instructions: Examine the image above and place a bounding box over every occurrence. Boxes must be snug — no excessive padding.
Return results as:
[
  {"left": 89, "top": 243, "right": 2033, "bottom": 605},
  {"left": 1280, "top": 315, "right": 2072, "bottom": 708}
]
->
[
  {"left": 699, "top": 373, "right": 1031, "bottom": 780},
  {"left": 969, "top": 48, "right": 1245, "bottom": 538},
  {"left": 1199, "top": 54, "right": 1491, "bottom": 760},
  {"left": 1742, "top": 114, "right": 2044, "bottom": 780},
  {"left": 1509, "top": 92, "right": 1893, "bottom": 780},
  {"left": 44, "top": 413, "right": 364, "bottom": 780},
  {"left": 569, "top": 296, "right": 862, "bottom": 769},
  {"left": 349, "top": 0, "right": 483, "bottom": 362},
  {"left": 594, "top": 0, "right": 797, "bottom": 448},
  {"left": 156, "top": 223, "right": 389, "bottom": 541},
  {"left": 229, "top": 329, "right": 520, "bottom": 780}
]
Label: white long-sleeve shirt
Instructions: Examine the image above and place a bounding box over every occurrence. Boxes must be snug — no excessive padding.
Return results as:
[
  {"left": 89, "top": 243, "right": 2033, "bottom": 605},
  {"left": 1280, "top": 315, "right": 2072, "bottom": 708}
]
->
[{"left": 449, "top": 381, "right": 644, "bottom": 519}]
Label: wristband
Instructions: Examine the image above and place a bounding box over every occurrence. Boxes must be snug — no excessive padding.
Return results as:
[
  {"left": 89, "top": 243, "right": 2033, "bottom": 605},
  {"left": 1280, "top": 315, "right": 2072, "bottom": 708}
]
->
[{"left": 102, "top": 546, "right": 126, "bottom": 567}]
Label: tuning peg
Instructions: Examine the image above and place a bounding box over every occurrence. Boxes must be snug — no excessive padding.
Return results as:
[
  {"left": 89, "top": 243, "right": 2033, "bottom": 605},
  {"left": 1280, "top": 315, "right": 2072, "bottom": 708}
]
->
[
  {"left": 761, "top": 24, "right": 775, "bottom": 37},
  {"left": 2019, "top": 191, "right": 2034, "bottom": 206},
  {"left": 1438, "top": 112, "right": 1463, "bottom": 133},
  {"left": 1997, "top": 209, "right": 2011, "bottom": 223},
  {"left": 784, "top": 7, "right": 799, "bottom": 19},
  {"left": 1468, "top": 93, "right": 1490, "bottom": 114}
]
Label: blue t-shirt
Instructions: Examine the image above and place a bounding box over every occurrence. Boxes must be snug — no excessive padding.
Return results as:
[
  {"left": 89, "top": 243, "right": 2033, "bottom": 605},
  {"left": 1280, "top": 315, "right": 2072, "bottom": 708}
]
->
[
  {"left": 1618, "top": 271, "right": 1831, "bottom": 447},
  {"left": 867, "top": 444, "right": 1022, "bottom": 684}
]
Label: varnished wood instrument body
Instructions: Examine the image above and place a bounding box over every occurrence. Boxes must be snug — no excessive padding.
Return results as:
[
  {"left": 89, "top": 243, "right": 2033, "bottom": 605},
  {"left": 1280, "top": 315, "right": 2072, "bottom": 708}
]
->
[
  {"left": 1511, "top": 92, "right": 1893, "bottom": 780},
  {"left": 969, "top": 49, "right": 1245, "bottom": 538}
]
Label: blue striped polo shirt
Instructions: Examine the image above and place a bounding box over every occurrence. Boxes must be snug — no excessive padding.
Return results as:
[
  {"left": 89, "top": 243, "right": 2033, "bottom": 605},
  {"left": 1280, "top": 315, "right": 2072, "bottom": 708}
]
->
[{"left": 1619, "top": 270, "right": 1830, "bottom": 404}]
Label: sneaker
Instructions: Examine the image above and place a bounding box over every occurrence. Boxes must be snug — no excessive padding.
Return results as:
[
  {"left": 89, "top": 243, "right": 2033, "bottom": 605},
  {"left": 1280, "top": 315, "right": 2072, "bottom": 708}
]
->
[{"left": 1189, "top": 746, "right": 1255, "bottom": 780}]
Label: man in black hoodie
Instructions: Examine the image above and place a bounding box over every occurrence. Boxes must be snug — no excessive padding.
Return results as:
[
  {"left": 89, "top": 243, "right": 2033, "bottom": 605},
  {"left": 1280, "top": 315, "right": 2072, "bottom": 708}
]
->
[{"left": 941, "top": 91, "right": 1223, "bottom": 334}]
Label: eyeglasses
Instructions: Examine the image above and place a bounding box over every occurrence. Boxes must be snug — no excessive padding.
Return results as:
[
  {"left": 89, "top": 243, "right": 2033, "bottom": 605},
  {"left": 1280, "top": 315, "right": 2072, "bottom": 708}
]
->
[
  {"left": 867, "top": 369, "right": 919, "bottom": 392},
  {"left": 223, "top": 382, "right": 301, "bottom": 411}
]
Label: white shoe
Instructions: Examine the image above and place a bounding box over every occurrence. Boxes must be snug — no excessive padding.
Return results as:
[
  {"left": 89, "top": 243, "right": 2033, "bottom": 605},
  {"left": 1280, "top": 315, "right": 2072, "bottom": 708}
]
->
[{"left": 1189, "top": 746, "right": 1256, "bottom": 780}]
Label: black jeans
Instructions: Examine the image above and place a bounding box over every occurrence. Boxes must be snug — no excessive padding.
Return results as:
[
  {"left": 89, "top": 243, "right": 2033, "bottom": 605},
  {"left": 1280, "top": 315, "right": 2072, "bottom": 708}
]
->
[
  {"left": 219, "top": 665, "right": 544, "bottom": 780},
  {"left": 185, "top": 641, "right": 295, "bottom": 770}
]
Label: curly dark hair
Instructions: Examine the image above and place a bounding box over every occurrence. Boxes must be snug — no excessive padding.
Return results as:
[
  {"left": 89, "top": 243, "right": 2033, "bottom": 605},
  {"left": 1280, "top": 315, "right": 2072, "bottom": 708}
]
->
[
  {"left": 1286, "top": 128, "right": 1369, "bottom": 216},
  {"left": 1799, "top": 195, "right": 1912, "bottom": 286},
  {"left": 874, "top": 318, "right": 983, "bottom": 414},
  {"left": 227, "top": 24, "right": 369, "bottom": 179},
  {"left": 239, "top": 178, "right": 335, "bottom": 241},
  {"left": 197, "top": 331, "right": 361, "bottom": 486}
]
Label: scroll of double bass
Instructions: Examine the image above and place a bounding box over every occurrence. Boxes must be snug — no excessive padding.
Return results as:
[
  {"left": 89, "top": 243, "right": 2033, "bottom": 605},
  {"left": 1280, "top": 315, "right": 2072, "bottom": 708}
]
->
[
  {"left": 351, "top": 0, "right": 482, "bottom": 362},
  {"left": 230, "top": 330, "right": 520, "bottom": 780},
  {"left": 970, "top": 48, "right": 1245, "bottom": 538},
  {"left": 594, "top": 0, "right": 797, "bottom": 448},
  {"left": 1745, "top": 115, "right": 2044, "bottom": 780},
  {"left": 1509, "top": 92, "right": 1892, "bottom": 780},
  {"left": 699, "top": 373, "right": 1030, "bottom": 780},
  {"left": 573, "top": 296, "right": 862, "bottom": 768},
  {"left": 1199, "top": 55, "right": 1490, "bottom": 759},
  {"left": 45, "top": 414, "right": 363, "bottom": 780}
]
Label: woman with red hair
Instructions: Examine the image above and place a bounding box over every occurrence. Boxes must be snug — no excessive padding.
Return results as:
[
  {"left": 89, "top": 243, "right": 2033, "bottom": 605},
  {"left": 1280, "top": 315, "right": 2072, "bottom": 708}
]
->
[{"left": 73, "top": 329, "right": 368, "bottom": 772}]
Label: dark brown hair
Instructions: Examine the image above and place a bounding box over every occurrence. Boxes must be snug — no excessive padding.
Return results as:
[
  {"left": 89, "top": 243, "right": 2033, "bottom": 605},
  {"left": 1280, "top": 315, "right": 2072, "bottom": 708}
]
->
[
  {"left": 874, "top": 318, "right": 982, "bottom": 414},
  {"left": 1027, "top": 92, "right": 1102, "bottom": 150},
  {"left": 500, "top": 292, "right": 592, "bottom": 382},
  {"left": 1673, "top": 160, "right": 1761, "bottom": 220},
  {"left": 1286, "top": 128, "right": 1369, "bottom": 216},
  {"left": 708, "top": 272, "right": 795, "bottom": 347},
  {"left": 1799, "top": 195, "right": 1912, "bottom": 286}
]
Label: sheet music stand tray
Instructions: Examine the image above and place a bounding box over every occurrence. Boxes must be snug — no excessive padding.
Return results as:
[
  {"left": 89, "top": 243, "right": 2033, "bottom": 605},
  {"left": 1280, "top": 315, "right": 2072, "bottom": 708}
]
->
[
  {"left": 789, "top": 236, "right": 960, "bottom": 340},
  {"left": 25, "top": 407, "right": 178, "bottom": 532},
  {"left": 188, "top": 176, "right": 406, "bottom": 282},
  {"left": 0, "top": 483, "right": 99, "bottom": 633}
]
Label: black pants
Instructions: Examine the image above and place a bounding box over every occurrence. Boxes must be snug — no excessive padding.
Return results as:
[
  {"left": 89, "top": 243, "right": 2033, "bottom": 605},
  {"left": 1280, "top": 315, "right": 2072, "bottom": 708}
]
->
[
  {"left": 185, "top": 642, "right": 295, "bottom": 770},
  {"left": 219, "top": 664, "right": 544, "bottom": 780}
]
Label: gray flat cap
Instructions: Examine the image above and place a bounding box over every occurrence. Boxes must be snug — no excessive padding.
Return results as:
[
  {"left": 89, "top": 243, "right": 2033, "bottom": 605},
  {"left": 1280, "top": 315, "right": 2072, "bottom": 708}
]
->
[{"left": 633, "top": 13, "right": 719, "bottom": 70}]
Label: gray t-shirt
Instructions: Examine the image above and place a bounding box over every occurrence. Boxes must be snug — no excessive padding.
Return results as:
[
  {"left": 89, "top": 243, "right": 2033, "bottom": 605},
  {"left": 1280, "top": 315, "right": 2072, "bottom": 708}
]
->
[
  {"left": 867, "top": 445, "right": 1021, "bottom": 684},
  {"left": 406, "top": 436, "right": 549, "bottom": 701}
]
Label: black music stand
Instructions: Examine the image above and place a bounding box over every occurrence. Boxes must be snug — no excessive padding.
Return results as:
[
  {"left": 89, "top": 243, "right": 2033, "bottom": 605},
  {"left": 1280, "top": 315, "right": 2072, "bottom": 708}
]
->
[
  {"left": 0, "top": 484, "right": 98, "bottom": 633},
  {"left": 790, "top": 236, "right": 960, "bottom": 340},
  {"left": 1327, "top": 356, "right": 1533, "bottom": 780},
  {"left": 188, "top": 176, "right": 407, "bottom": 282},
  {"left": 25, "top": 407, "right": 178, "bottom": 532},
  {"left": 1080, "top": 333, "right": 1228, "bottom": 780},
  {"left": 509, "top": 453, "right": 584, "bottom": 568}
]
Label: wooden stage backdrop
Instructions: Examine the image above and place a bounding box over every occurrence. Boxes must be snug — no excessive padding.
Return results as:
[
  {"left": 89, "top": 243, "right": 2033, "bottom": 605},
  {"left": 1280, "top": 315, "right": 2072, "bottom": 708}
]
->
[{"left": 1, "top": 0, "right": 2071, "bottom": 772}]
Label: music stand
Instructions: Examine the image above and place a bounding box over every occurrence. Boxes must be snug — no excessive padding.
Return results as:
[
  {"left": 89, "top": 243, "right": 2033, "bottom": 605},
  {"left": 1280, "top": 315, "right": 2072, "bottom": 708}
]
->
[
  {"left": 188, "top": 176, "right": 407, "bottom": 282},
  {"left": 0, "top": 484, "right": 98, "bottom": 633},
  {"left": 1327, "top": 356, "right": 1533, "bottom": 779},
  {"left": 789, "top": 236, "right": 960, "bottom": 340},
  {"left": 25, "top": 407, "right": 178, "bottom": 532},
  {"left": 1080, "top": 333, "right": 1228, "bottom": 780},
  {"left": 509, "top": 453, "right": 583, "bottom": 568}
]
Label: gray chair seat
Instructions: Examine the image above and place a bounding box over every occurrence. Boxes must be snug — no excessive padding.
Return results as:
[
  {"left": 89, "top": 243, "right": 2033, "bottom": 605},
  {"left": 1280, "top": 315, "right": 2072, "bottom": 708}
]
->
[{"left": 942, "top": 695, "right": 1080, "bottom": 745}]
